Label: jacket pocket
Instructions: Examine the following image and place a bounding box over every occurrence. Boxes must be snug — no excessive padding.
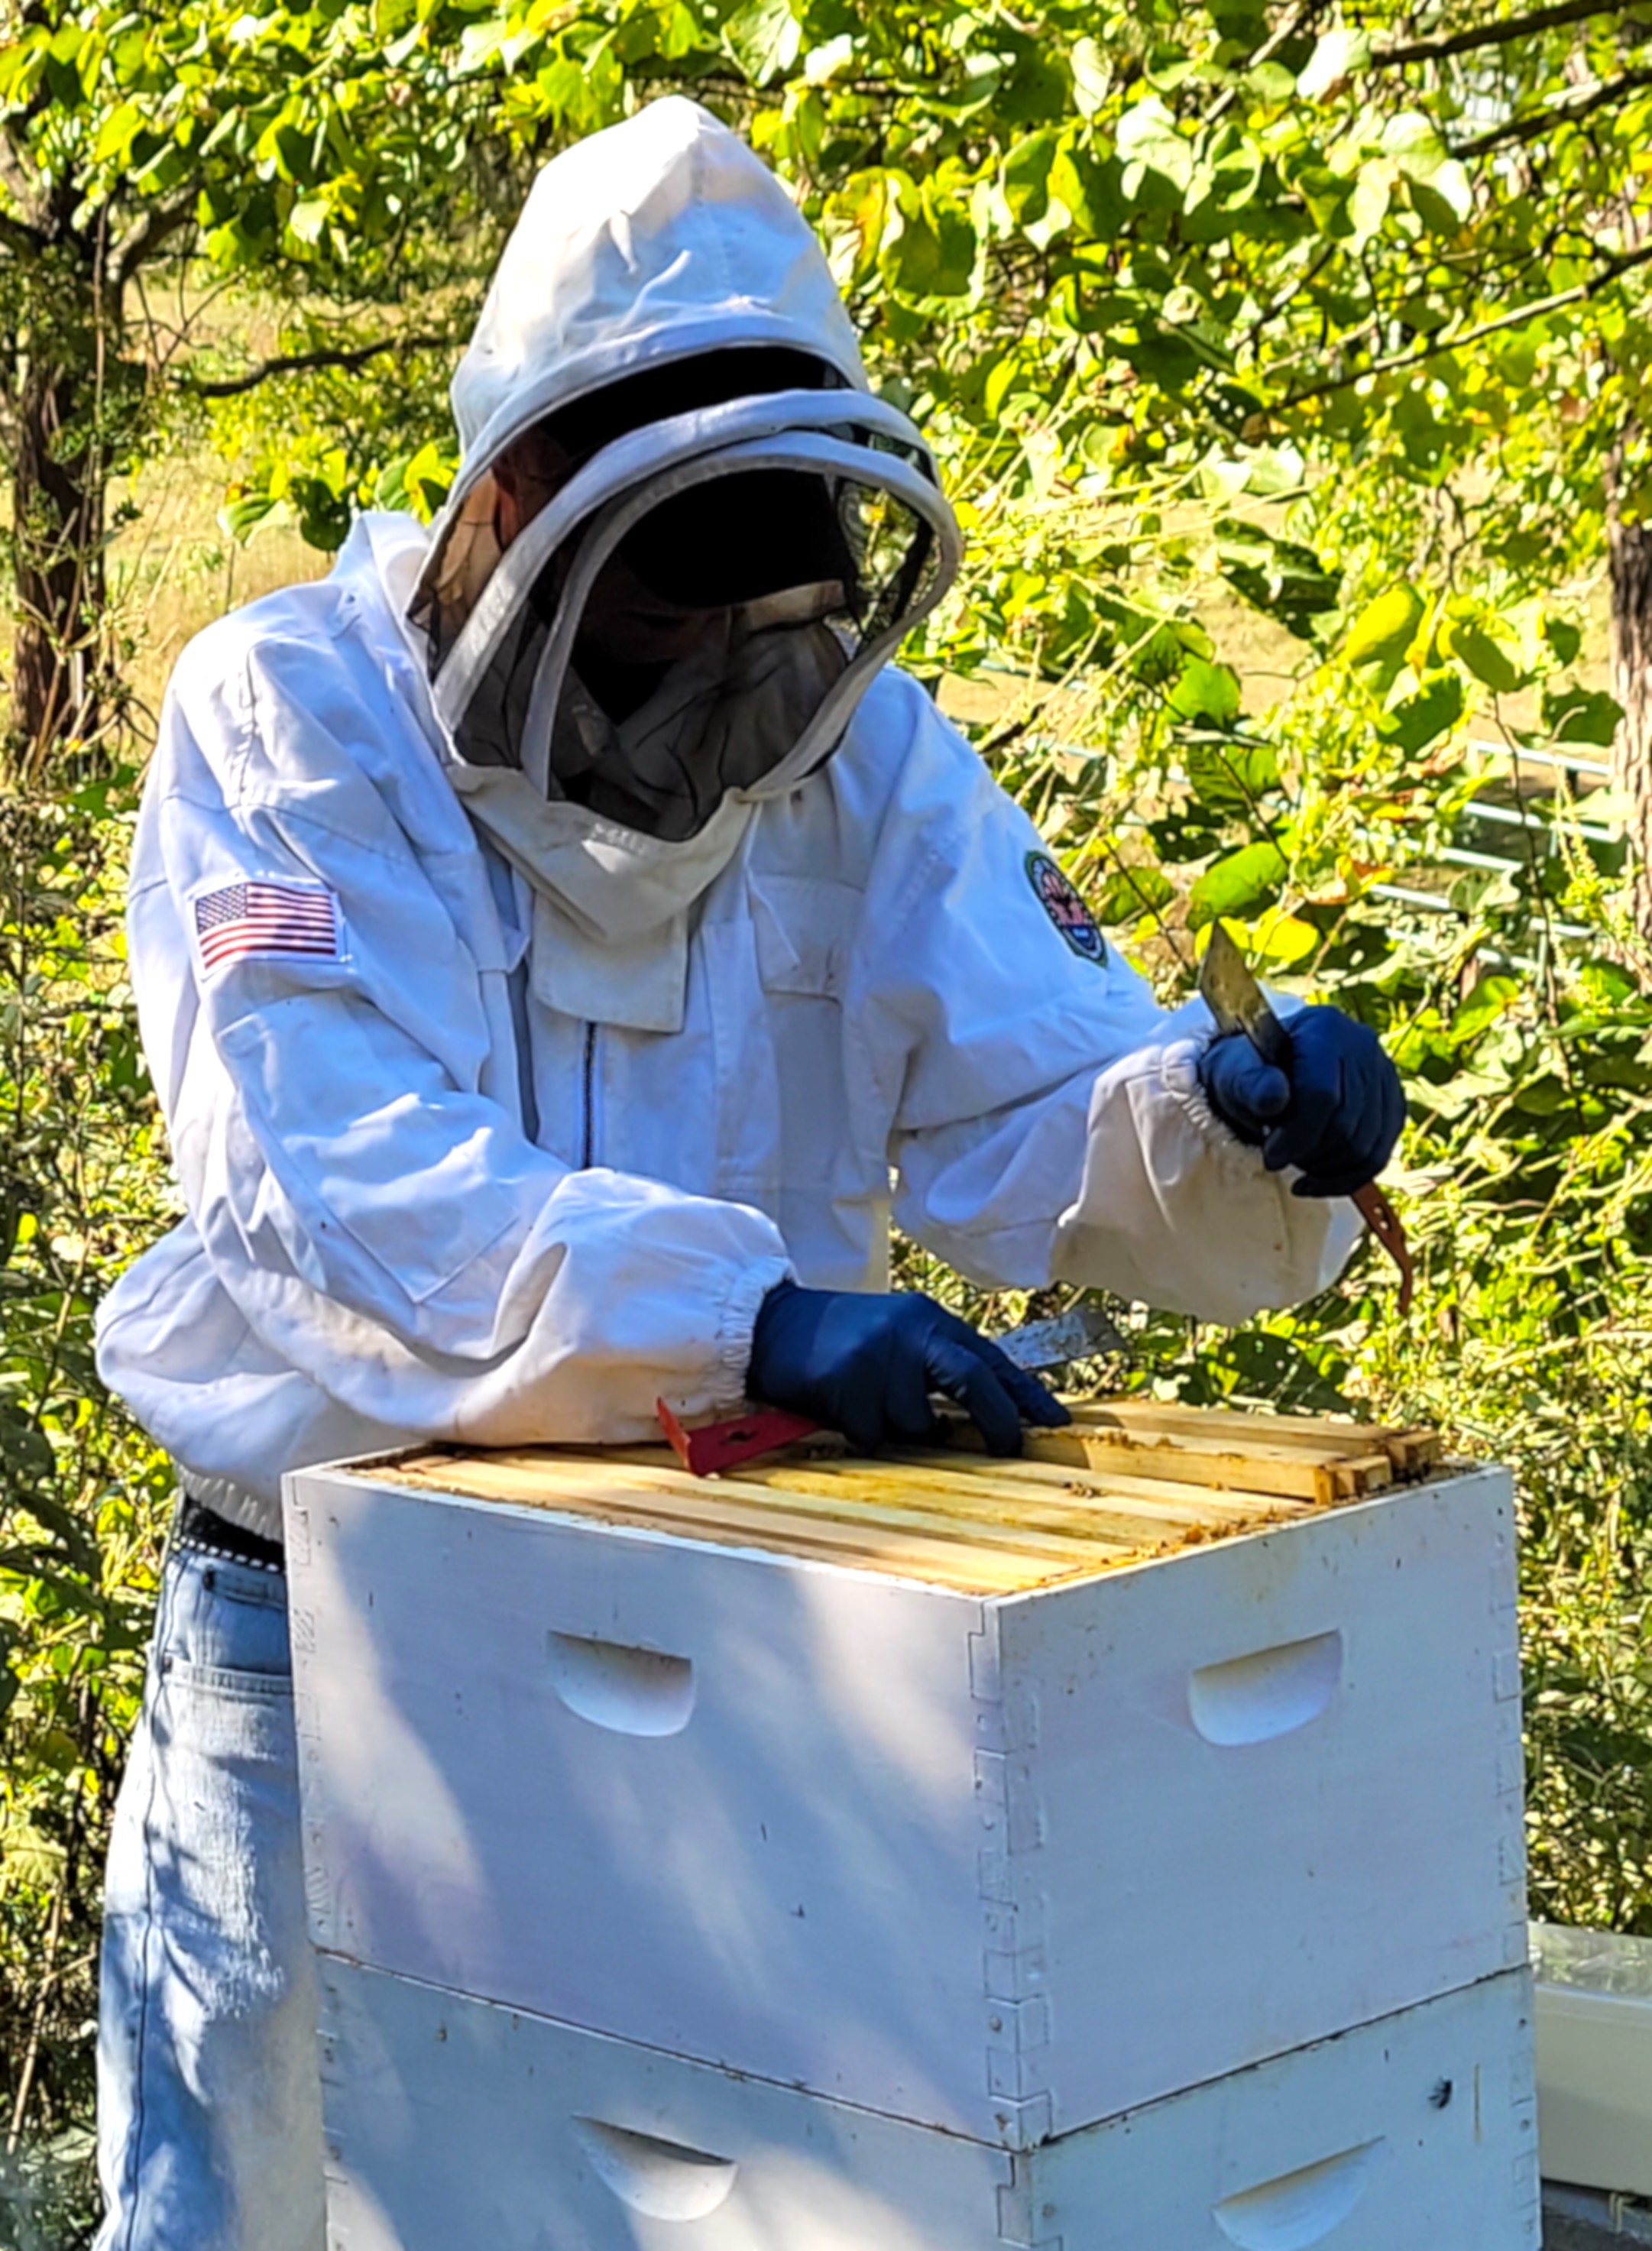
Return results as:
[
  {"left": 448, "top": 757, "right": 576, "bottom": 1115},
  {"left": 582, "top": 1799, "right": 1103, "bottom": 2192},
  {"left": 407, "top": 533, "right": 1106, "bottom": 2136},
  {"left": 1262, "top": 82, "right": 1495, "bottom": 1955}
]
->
[
  {"left": 741, "top": 874, "right": 881, "bottom": 1224},
  {"left": 747, "top": 873, "right": 853, "bottom": 1001}
]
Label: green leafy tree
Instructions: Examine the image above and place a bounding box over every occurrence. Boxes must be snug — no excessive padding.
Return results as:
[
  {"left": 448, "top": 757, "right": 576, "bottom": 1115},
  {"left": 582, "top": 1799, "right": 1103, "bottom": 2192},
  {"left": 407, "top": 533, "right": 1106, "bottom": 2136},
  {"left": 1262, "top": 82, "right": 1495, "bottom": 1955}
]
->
[
  {"left": 0, "top": 0, "right": 533, "bottom": 776},
  {"left": 0, "top": 783, "right": 173, "bottom": 2240},
  {"left": 207, "top": 0, "right": 1650, "bottom": 891},
  {"left": 465, "top": 4, "right": 1642, "bottom": 854}
]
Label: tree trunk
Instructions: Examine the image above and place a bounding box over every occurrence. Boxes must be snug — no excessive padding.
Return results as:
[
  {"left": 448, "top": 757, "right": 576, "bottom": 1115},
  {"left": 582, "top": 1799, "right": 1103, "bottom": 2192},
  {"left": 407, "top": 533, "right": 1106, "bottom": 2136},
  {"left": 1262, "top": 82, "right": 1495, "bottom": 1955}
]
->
[
  {"left": 9, "top": 359, "right": 107, "bottom": 784},
  {"left": 1608, "top": 429, "right": 1652, "bottom": 940}
]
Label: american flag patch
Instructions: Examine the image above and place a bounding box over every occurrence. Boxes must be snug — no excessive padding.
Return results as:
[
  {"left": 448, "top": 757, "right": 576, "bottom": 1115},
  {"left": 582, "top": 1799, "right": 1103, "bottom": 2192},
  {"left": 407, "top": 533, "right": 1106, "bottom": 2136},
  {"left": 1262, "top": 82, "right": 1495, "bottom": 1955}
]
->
[{"left": 193, "top": 880, "right": 341, "bottom": 974}]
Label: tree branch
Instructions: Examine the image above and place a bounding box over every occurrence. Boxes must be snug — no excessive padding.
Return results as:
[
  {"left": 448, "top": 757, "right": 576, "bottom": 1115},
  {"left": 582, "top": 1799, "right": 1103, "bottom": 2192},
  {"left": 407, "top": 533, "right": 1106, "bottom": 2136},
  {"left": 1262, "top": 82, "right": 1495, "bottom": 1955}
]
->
[
  {"left": 0, "top": 122, "right": 45, "bottom": 233},
  {"left": 1454, "top": 63, "right": 1652, "bottom": 153},
  {"left": 182, "top": 331, "right": 455, "bottom": 399},
  {"left": 1372, "top": 0, "right": 1632, "bottom": 68},
  {"left": 1208, "top": 0, "right": 1326, "bottom": 122},
  {"left": 0, "top": 205, "right": 48, "bottom": 258},
  {"left": 1265, "top": 235, "right": 1652, "bottom": 416},
  {"left": 112, "top": 197, "right": 196, "bottom": 287}
]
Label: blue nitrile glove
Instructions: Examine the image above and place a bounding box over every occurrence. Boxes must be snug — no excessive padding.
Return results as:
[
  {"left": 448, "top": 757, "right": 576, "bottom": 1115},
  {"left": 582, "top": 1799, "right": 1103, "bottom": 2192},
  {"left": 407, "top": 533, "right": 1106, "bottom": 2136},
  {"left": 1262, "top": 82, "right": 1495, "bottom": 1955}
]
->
[
  {"left": 1197, "top": 1006, "right": 1404, "bottom": 1199},
  {"left": 747, "top": 1284, "right": 1072, "bottom": 1457}
]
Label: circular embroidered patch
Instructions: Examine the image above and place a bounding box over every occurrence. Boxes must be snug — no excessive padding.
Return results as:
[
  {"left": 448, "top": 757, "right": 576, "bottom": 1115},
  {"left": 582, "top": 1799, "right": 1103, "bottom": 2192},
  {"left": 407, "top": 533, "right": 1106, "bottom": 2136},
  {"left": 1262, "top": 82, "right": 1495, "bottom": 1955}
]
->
[{"left": 1025, "top": 853, "right": 1106, "bottom": 964}]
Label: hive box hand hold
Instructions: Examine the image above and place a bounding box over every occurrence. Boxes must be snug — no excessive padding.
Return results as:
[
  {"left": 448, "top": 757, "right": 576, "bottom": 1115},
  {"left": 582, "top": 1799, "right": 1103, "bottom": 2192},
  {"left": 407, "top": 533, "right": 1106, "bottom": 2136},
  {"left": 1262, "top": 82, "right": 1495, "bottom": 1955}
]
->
[{"left": 285, "top": 1430, "right": 1526, "bottom": 2149}]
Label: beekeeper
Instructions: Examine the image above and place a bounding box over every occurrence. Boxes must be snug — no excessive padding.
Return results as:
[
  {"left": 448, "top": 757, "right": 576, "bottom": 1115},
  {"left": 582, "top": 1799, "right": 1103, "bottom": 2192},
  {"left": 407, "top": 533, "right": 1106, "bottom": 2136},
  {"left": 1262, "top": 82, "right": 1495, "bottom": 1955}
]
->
[{"left": 91, "top": 96, "right": 1403, "bottom": 2251}]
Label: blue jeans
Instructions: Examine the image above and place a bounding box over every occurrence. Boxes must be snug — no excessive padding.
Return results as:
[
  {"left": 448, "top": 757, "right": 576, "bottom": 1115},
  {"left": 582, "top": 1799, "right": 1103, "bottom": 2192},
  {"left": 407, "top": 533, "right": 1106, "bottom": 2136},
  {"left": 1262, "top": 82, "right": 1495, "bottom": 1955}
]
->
[{"left": 95, "top": 1541, "right": 325, "bottom": 2251}]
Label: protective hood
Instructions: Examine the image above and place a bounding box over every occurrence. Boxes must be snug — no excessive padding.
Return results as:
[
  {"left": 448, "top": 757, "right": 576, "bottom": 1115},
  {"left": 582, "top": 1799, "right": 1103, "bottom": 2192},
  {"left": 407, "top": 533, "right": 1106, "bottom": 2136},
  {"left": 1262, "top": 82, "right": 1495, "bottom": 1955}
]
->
[
  {"left": 416, "top": 94, "right": 958, "bottom": 828},
  {"left": 411, "top": 97, "right": 960, "bottom": 1029},
  {"left": 423, "top": 388, "right": 955, "bottom": 829},
  {"left": 443, "top": 94, "right": 871, "bottom": 528}
]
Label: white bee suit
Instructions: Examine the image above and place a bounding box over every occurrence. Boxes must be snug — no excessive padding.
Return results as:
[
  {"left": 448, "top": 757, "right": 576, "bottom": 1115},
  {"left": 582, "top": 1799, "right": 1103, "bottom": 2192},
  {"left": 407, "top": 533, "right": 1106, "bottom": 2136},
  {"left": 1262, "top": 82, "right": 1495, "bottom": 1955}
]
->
[{"left": 96, "top": 99, "right": 1358, "bottom": 1540}]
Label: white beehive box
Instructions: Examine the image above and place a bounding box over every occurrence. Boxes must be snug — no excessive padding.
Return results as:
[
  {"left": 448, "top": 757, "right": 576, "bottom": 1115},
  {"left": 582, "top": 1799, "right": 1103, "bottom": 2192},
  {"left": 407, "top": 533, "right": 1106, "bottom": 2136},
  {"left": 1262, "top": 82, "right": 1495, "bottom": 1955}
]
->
[
  {"left": 317, "top": 1954, "right": 1540, "bottom": 2251},
  {"left": 287, "top": 1427, "right": 1524, "bottom": 2149}
]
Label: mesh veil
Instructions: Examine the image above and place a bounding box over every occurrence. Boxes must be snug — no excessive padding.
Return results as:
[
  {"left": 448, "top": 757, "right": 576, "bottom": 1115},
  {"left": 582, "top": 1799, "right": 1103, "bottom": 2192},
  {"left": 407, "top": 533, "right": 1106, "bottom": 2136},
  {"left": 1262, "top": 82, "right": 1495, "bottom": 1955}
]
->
[{"left": 413, "top": 403, "right": 956, "bottom": 843}]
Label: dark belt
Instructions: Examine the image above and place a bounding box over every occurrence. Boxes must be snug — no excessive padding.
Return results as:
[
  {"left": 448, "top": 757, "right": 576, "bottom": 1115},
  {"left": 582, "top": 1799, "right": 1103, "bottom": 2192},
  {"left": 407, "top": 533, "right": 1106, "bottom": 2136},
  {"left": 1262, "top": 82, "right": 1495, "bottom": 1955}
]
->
[{"left": 173, "top": 1495, "right": 286, "bottom": 1576}]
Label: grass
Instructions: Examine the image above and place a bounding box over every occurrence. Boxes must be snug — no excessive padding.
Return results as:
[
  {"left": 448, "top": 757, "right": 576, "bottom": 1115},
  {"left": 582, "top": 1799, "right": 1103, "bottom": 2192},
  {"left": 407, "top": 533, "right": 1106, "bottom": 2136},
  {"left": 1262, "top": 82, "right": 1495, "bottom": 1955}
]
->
[{"left": 110, "top": 461, "right": 326, "bottom": 737}]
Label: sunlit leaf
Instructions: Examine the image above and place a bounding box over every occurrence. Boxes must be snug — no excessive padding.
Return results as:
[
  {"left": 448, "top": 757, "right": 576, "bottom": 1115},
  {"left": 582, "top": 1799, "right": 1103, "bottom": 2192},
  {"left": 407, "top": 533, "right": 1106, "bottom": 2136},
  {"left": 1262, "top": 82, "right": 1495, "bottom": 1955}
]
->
[
  {"left": 1116, "top": 96, "right": 1192, "bottom": 196},
  {"left": 1450, "top": 974, "right": 1520, "bottom": 1045},
  {"left": 1069, "top": 35, "right": 1108, "bottom": 118},
  {"left": 1187, "top": 736, "right": 1281, "bottom": 811},
  {"left": 724, "top": 0, "right": 801, "bottom": 86},
  {"left": 1543, "top": 688, "right": 1623, "bottom": 750},
  {"left": 1344, "top": 585, "right": 1424, "bottom": 670},
  {"left": 1168, "top": 656, "right": 1242, "bottom": 726},
  {"left": 1189, "top": 841, "right": 1289, "bottom": 927},
  {"left": 1093, "top": 864, "right": 1174, "bottom": 924},
  {"left": 1379, "top": 673, "right": 1465, "bottom": 753},
  {"left": 1298, "top": 26, "right": 1370, "bottom": 100},
  {"left": 1441, "top": 616, "right": 1524, "bottom": 696}
]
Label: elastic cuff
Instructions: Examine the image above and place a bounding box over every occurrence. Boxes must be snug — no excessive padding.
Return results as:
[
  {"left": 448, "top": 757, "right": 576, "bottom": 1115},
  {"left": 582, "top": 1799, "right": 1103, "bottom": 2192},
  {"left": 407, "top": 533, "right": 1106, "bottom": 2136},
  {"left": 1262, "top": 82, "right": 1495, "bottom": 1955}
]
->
[
  {"left": 1161, "top": 1038, "right": 1288, "bottom": 1184},
  {"left": 713, "top": 1255, "right": 795, "bottom": 1411}
]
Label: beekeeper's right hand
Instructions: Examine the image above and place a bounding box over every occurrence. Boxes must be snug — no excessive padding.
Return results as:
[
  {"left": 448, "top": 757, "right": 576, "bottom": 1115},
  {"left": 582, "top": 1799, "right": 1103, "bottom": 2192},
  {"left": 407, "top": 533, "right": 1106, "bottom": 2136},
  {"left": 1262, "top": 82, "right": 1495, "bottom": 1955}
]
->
[{"left": 747, "top": 1282, "right": 1071, "bottom": 1457}]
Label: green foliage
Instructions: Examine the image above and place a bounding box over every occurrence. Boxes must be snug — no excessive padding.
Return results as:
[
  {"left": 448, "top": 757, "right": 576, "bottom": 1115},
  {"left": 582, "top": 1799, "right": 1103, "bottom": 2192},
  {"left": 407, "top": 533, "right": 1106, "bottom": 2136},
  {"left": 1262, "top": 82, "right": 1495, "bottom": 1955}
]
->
[
  {"left": 0, "top": 0, "right": 511, "bottom": 282},
  {"left": 0, "top": 789, "right": 173, "bottom": 2238},
  {"left": 188, "top": 0, "right": 1652, "bottom": 573}
]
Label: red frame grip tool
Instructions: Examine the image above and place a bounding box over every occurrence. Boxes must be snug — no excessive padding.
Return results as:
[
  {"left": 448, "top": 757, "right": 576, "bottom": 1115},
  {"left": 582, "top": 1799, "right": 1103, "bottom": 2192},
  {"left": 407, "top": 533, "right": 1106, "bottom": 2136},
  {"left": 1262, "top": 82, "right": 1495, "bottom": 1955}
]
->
[{"left": 656, "top": 1396, "right": 819, "bottom": 1478}]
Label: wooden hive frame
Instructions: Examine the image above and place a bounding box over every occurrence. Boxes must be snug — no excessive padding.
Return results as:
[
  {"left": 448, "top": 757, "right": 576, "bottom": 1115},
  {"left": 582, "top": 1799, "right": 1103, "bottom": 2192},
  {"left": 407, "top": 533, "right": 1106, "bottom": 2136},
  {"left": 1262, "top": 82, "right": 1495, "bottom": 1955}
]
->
[
  {"left": 951, "top": 1399, "right": 1442, "bottom": 1505},
  {"left": 376, "top": 1400, "right": 1449, "bottom": 1599}
]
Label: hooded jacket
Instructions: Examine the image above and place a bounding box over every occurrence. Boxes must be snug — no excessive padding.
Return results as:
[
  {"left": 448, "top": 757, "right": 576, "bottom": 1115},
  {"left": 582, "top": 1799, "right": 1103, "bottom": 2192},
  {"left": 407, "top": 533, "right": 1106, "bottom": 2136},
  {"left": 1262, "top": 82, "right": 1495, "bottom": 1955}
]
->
[{"left": 95, "top": 100, "right": 1359, "bottom": 1537}]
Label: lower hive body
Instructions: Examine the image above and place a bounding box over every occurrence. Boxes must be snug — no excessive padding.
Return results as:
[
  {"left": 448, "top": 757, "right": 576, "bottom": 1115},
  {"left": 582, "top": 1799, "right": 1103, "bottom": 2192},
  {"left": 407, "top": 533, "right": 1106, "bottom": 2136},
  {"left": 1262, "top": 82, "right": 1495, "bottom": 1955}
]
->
[{"left": 318, "top": 1957, "right": 1539, "bottom": 2251}]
